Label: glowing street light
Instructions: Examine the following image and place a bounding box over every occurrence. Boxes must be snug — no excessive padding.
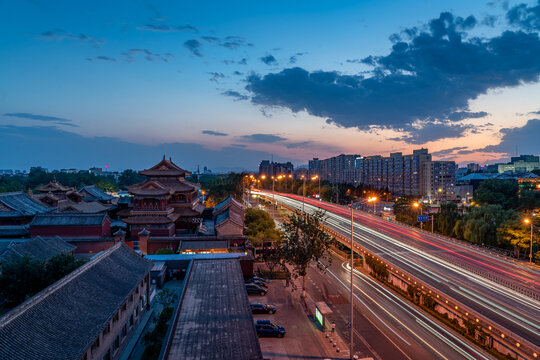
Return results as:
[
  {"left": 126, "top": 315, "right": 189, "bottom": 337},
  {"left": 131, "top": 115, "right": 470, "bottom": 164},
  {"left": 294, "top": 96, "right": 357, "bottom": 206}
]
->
[
  {"left": 413, "top": 201, "right": 424, "bottom": 229},
  {"left": 524, "top": 217, "right": 535, "bottom": 263},
  {"left": 311, "top": 175, "right": 320, "bottom": 200},
  {"left": 367, "top": 196, "right": 377, "bottom": 213}
]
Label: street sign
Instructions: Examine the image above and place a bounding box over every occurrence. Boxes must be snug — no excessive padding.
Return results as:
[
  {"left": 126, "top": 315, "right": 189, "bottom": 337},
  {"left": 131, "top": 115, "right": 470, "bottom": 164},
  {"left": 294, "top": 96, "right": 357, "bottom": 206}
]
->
[{"left": 417, "top": 215, "right": 429, "bottom": 222}]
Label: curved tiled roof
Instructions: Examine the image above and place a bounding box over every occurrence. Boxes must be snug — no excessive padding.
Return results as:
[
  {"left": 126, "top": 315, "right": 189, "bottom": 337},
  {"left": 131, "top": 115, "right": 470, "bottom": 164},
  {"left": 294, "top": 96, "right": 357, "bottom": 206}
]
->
[
  {"left": 127, "top": 180, "right": 174, "bottom": 196},
  {"left": 139, "top": 157, "right": 191, "bottom": 177},
  {"left": 0, "top": 236, "right": 75, "bottom": 263},
  {"left": 30, "top": 213, "right": 109, "bottom": 227},
  {"left": 78, "top": 185, "right": 114, "bottom": 201},
  {"left": 0, "top": 192, "right": 52, "bottom": 216},
  {"left": 0, "top": 243, "right": 152, "bottom": 360}
]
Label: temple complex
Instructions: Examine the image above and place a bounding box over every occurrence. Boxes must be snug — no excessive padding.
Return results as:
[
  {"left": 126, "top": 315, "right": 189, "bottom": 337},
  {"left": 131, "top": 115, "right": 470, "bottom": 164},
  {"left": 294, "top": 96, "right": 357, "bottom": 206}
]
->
[{"left": 124, "top": 157, "right": 205, "bottom": 237}]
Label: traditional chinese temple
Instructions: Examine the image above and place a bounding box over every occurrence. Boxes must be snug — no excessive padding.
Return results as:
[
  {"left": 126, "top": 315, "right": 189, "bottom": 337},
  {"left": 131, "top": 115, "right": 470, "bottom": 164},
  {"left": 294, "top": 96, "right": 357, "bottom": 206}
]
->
[{"left": 124, "top": 156, "right": 205, "bottom": 237}]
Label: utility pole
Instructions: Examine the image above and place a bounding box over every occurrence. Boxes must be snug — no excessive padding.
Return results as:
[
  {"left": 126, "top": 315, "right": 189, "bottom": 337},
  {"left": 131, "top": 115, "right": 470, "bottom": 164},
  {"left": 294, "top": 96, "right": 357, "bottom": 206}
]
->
[
  {"left": 350, "top": 200, "right": 354, "bottom": 359},
  {"left": 431, "top": 215, "right": 434, "bottom": 233}
]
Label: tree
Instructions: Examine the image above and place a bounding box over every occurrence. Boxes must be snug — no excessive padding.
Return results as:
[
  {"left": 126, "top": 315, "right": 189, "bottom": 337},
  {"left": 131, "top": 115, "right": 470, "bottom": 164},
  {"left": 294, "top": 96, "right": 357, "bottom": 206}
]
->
[
  {"left": 43, "top": 254, "right": 85, "bottom": 285},
  {"left": 118, "top": 169, "right": 145, "bottom": 189},
  {"left": 474, "top": 179, "right": 518, "bottom": 210},
  {"left": 0, "top": 256, "right": 43, "bottom": 307},
  {"left": 393, "top": 196, "right": 419, "bottom": 226},
  {"left": 453, "top": 204, "right": 515, "bottom": 246},
  {"left": 280, "top": 210, "right": 333, "bottom": 295},
  {"left": 155, "top": 248, "right": 175, "bottom": 255},
  {"left": 497, "top": 217, "right": 531, "bottom": 258},
  {"left": 436, "top": 202, "right": 460, "bottom": 236},
  {"left": 244, "top": 208, "right": 281, "bottom": 248},
  {"left": 156, "top": 288, "right": 178, "bottom": 308}
]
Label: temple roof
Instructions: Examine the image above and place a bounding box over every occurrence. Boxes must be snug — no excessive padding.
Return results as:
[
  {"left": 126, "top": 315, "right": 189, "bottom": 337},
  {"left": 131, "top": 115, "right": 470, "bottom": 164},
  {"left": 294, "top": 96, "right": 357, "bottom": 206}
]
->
[
  {"left": 139, "top": 156, "right": 192, "bottom": 177},
  {"left": 174, "top": 203, "right": 205, "bottom": 217},
  {"left": 56, "top": 200, "right": 111, "bottom": 214},
  {"left": 0, "top": 192, "right": 52, "bottom": 217},
  {"left": 78, "top": 186, "right": 113, "bottom": 201},
  {"left": 35, "top": 180, "right": 74, "bottom": 193},
  {"left": 0, "top": 243, "right": 152, "bottom": 360},
  {"left": 127, "top": 180, "right": 174, "bottom": 197},
  {"left": 0, "top": 236, "right": 75, "bottom": 264},
  {"left": 159, "top": 179, "right": 200, "bottom": 193},
  {"left": 123, "top": 214, "right": 178, "bottom": 225},
  {"left": 213, "top": 196, "right": 246, "bottom": 216},
  {"left": 30, "top": 213, "right": 110, "bottom": 227},
  {"left": 215, "top": 208, "right": 244, "bottom": 228}
]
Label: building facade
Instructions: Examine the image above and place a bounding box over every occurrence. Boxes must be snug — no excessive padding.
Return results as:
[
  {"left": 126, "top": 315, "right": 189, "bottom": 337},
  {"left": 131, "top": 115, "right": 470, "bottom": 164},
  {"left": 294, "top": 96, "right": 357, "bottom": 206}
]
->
[
  {"left": 308, "top": 154, "right": 362, "bottom": 185},
  {"left": 258, "top": 161, "right": 294, "bottom": 178}
]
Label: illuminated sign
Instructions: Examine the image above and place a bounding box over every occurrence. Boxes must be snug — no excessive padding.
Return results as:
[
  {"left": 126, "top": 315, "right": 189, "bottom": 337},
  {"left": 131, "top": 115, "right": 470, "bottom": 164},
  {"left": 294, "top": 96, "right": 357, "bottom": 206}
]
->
[{"left": 315, "top": 307, "right": 323, "bottom": 326}]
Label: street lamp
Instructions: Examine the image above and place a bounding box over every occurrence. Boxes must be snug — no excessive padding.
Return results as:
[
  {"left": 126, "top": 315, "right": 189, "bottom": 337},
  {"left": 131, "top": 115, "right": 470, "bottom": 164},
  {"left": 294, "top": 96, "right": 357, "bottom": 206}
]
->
[
  {"left": 301, "top": 175, "right": 306, "bottom": 213},
  {"left": 367, "top": 197, "right": 377, "bottom": 214},
  {"left": 311, "top": 175, "right": 320, "bottom": 200},
  {"left": 201, "top": 190, "right": 205, "bottom": 204},
  {"left": 413, "top": 202, "right": 423, "bottom": 229},
  {"left": 523, "top": 214, "right": 535, "bottom": 262}
]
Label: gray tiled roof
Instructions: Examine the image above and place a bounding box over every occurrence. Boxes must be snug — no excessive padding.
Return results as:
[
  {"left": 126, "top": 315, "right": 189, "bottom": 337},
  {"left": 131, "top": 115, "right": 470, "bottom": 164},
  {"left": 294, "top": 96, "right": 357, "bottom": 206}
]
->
[
  {"left": 0, "top": 243, "right": 153, "bottom": 360},
  {"left": 180, "top": 240, "right": 229, "bottom": 250},
  {"left": 79, "top": 185, "right": 114, "bottom": 201},
  {"left": 0, "top": 192, "right": 52, "bottom": 216},
  {"left": 30, "top": 213, "right": 109, "bottom": 226},
  {"left": 0, "top": 236, "right": 75, "bottom": 263},
  {"left": 165, "top": 259, "right": 262, "bottom": 360},
  {"left": 0, "top": 225, "right": 29, "bottom": 237}
]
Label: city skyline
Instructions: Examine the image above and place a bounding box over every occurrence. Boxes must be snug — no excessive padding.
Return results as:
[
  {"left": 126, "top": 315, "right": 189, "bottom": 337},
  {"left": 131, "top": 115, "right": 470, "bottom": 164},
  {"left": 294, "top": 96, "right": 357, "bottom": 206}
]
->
[{"left": 1, "top": 0, "right": 540, "bottom": 171}]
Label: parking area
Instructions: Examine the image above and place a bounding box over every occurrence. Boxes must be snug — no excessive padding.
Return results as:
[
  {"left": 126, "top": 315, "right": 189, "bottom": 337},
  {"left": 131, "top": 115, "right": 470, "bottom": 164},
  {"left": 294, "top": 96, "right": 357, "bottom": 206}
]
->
[{"left": 248, "top": 278, "right": 343, "bottom": 360}]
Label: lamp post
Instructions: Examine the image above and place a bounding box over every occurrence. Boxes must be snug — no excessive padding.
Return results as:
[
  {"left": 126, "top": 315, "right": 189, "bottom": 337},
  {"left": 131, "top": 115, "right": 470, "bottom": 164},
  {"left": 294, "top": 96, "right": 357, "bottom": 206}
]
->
[
  {"left": 311, "top": 175, "right": 320, "bottom": 200},
  {"left": 349, "top": 200, "right": 354, "bottom": 359},
  {"left": 367, "top": 197, "right": 377, "bottom": 214},
  {"left": 201, "top": 190, "right": 205, "bottom": 204},
  {"left": 271, "top": 176, "right": 275, "bottom": 213},
  {"left": 413, "top": 202, "right": 423, "bottom": 229},
  {"left": 523, "top": 214, "right": 535, "bottom": 263},
  {"left": 301, "top": 175, "right": 306, "bottom": 213}
]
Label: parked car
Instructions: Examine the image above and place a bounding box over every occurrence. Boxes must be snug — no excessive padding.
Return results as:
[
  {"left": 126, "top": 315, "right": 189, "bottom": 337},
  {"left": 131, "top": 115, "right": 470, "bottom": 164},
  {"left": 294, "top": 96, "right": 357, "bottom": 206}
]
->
[
  {"left": 246, "top": 283, "right": 267, "bottom": 295},
  {"left": 248, "top": 276, "right": 270, "bottom": 284},
  {"left": 250, "top": 302, "right": 276, "bottom": 314},
  {"left": 255, "top": 320, "right": 286, "bottom": 338},
  {"left": 246, "top": 278, "right": 268, "bottom": 288}
]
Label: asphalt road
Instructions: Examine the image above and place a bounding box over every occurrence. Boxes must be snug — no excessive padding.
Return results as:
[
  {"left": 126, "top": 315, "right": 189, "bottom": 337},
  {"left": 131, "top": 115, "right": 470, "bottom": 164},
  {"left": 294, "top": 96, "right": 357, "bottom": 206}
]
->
[{"left": 260, "top": 191, "right": 540, "bottom": 350}]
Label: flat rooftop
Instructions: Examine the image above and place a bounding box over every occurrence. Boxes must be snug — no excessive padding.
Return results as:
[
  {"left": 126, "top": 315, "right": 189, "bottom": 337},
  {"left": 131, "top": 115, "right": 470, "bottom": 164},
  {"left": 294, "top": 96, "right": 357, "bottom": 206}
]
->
[{"left": 164, "top": 259, "right": 262, "bottom": 360}]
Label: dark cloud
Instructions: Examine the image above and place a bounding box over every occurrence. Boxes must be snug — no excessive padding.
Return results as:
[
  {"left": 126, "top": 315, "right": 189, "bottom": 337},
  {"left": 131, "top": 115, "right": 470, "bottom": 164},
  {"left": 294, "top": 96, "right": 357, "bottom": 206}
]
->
[
  {"left": 121, "top": 49, "right": 172, "bottom": 62},
  {"left": 3, "top": 112, "right": 77, "bottom": 127},
  {"left": 233, "top": 71, "right": 243, "bottom": 76},
  {"left": 289, "top": 52, "right": 307, "bottom": 64},
  {"left": 184, "top": 39, "right": 203, "bottom": 57},
  {"left": 208, "top": 72, "right": 225, "bottom": 82},
  {"left": 482, "top": 119, "right": 540, "bottom": 153},
  {"left": 431, "top": 146, "right": 468, "bottom": 157},
  {"left": 245, "top": 10, "right": 540, "bottom": 143},
  {"left": 86, "top": 56, "right": 116, "bottom": 62},
  {"left": 202, "top": 130, "right": 228, "bottom": 136},
  {"left": 0, "top": 125, "right": 297, "bottom": 172},
  {"left": 446, "top": 111, "right": 489, "bottom": 121},
  {"left": 482, "top": 14, "right": 498, "bottom": 27},
  {"left": 39, "top": 29, "right": 104, "bottom": 47},
  {"left": 240, "top": 133, "right": 286, "bottom": 143},
  {"left": 388, "top": 122, "right": 473, "bottom": 144},
  {"left": 260, "top": 55, "right": 278, "bottom": 65},
  {"left": 221, "top": 90, "right": 248, "bottom": 101},
  {"left": 230, "top": 144, "right": 248, "bottom": 148},
  {"left": 507, "top": 1, "right": 540, "bottom": 31},
  {"left": 238, "top": 58, "right": 248, "bottom": 65},
  {"left": 137, "top": 24, "right": 198, "bottom": 33},
  {"left": 529, "top": 109, "right": 540, "bottom": 115}
]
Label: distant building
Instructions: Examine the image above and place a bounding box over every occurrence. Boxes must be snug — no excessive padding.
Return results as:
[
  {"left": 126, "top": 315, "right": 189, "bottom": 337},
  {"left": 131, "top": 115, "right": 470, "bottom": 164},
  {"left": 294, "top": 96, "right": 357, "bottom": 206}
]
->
[
  {"left": 498, "top": 155, "right": 540, "bottom": 173},
  {"left": 0, "top": 242, "right": 152, "bottom": 360},
  {"left": 0, "top": 191, "right": 51, "bottom": 227},
  {"left": 308, "top": 154, "right": 362, "bottom": 185},
  {"left": 421, "top": 160, "right": 458, "bottom": 201},
  {"left": 212, "top": 196, "right": 246, "bottom": 238},
  {"left": 30, "top": 213, "right": 112, "bottom": 239},
  {"left": 258, "top": 161, "right": 294, "bottom": 178},
  {"left": 467, "top": 163, "right": 481, "bottom": 172}
]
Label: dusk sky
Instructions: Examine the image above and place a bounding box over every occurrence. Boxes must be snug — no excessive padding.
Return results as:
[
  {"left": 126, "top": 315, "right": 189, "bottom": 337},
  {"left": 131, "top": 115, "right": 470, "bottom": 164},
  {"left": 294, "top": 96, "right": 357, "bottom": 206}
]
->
[{"left": 1, "top": 0, "right": 540, "bottom": 172}]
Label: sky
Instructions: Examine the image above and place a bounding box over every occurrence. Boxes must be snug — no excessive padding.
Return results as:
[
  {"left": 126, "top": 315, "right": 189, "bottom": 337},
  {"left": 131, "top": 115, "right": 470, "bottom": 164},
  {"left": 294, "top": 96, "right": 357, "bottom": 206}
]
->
[{"left": 1, "top": 0, "right": 540, "bottom": 172}]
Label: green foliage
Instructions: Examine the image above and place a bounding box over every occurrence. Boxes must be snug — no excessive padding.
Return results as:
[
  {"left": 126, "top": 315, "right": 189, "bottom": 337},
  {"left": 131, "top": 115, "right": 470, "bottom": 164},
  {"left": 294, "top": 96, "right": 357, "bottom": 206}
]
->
[
  {"left": 142, "top": 306, "right": 175, "bottom": 360},
  {"left": 0, "top": 253, "right": 85, "bottom": 308},
  {"left": 244, "top": 208, "right": 282, "bottom": 247},
  {"left": 154, "top": 248, "right": 175, "bottom": 255},
  {"left": 393, "top": 196, "right": 420, "bottom": 226},
  {"left": 192, "top": 173, "right": 244, "bottom": 204},
  {"left": 155, "top": 288, "right": 178, "bottom": 308},
  {"left": 474, "top": 179, "right": 518, "bottom": 210},
  {"left": 365, "top": 255, "right": 388, "bottom": 280},
  {"left": 280, "top": 210, "right": 333, "bottom": 281},
  {"left": 118, "top": 169, "right": 145, "bottom": 189},
  {"left": 497, "top": 216, "right": 538, "bottom": 258},
  {"left": 436, "top": 202, "right": 460, "bottom": 236},
  {"left": 453, "top": 204, "right": 516, "bottom": 246}
]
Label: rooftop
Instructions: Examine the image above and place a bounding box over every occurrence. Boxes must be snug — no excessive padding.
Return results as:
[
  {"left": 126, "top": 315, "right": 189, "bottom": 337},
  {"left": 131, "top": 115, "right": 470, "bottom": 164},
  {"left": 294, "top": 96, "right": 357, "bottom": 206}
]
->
[
  {"left": 30, "top": 213, "right": 109, "bottom": 227},
  {"left": 0, "top": 192, "right": 52, "bottom": 217},
  {"left": 139, "top": 156, "right": 192, "bottom": 177},
  {"left": 0, "top": 236, "right": 75, "bottom": 263},
  {"left": 0, "top": 243, "right": 152, "bottom": 360},
  {"left": 78, "top": 185, "right": 114, "bottom": 201},
  {"left": 164, "top": 259, "right": 262, "bottom": 360}
]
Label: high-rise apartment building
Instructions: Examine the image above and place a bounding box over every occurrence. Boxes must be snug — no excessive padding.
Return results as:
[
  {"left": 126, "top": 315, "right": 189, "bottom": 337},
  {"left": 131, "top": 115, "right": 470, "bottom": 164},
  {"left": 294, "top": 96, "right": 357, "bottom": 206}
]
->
[
  {"left": 258, "top": 161, "right": 294, "bottom": 177},
  {"left": 308, "top": 154, "right": 362, "bottom": 185}
]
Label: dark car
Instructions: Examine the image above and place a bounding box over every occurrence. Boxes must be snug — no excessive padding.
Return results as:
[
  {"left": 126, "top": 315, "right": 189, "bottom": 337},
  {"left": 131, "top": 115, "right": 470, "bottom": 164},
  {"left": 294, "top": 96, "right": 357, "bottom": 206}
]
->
[
  {"left": 246, "top": 283, "right": 267, "bottom": 295},
  {"left": 250, "top": 302, "right": 276, "bottom": 314},
  {"left": 246, "top": 278, "right": 268, "bottom": 288},
  {"left": 248, "top": 276, "right": 270, "bottom": 284},
  {"left": 255, "top": 320, "right": 286, "bottom": 338}
]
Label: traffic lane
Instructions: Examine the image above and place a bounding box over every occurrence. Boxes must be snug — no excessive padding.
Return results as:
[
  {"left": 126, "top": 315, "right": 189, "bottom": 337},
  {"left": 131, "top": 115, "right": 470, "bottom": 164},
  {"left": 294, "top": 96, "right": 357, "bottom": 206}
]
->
[
  {"left": 316, "top": 258, "right": 494, "bottom": 360},
  {"left": 250, "top": 279, "right": 333, "bottom": 360},
  {"left": 293, "top": 194, "right": 540, "bottom": 287},
  {"left": 306, "top": 262, "right": 439, "bottom": 360},
  {"left": 333, "top": 221, "right": 540, "bottom": 346}
]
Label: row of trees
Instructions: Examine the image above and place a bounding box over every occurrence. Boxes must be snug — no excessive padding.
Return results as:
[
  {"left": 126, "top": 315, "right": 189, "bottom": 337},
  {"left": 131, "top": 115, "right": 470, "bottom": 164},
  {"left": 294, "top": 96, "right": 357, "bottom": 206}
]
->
[
  {"left": 0, "top": 254, "right": 86, "bottom": 310},
  {"left": 0, "top": 168, "right": 146, "bottom": 193},
  {"left": 393, "top": 179, "right": 540, "bottom": 259}
]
